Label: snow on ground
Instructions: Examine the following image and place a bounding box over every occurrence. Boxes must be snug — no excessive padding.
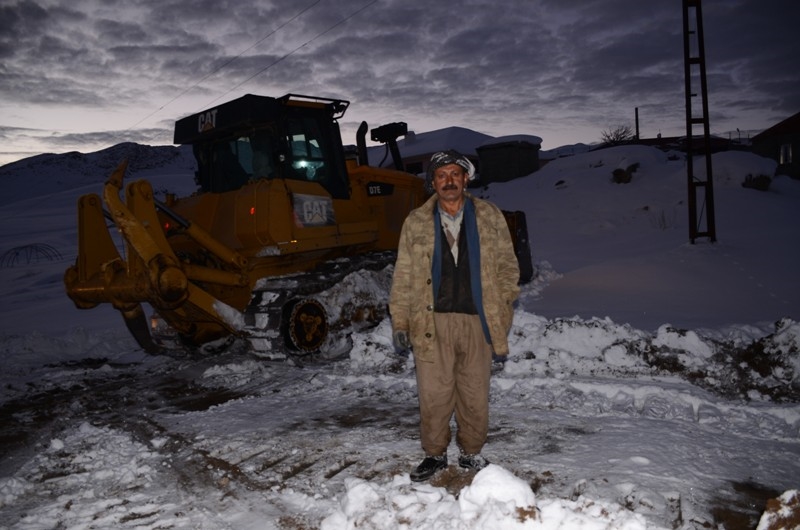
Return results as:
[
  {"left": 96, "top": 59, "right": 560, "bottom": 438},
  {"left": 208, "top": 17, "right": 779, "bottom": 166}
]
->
[{"left": 0, "top": 145, "right": 798, "bottom": 529}]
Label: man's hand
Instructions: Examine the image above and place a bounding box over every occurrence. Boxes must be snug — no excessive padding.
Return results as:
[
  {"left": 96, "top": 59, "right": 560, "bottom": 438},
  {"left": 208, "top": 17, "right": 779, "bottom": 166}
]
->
[{"left": 393, "top": 330, "right": 411, "bottom": 351}]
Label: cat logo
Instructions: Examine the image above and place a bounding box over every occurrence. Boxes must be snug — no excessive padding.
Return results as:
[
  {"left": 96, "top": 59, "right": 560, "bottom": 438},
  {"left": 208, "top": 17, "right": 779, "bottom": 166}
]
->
[
  {"left": 198, "top": 109, "right": 218, "bottom": 133},
  {"left": 292, "top": 193, "right": 335, "bottom": 227},
  {"left": 302, "top": 200, "right": 327, "bottom": 224}
]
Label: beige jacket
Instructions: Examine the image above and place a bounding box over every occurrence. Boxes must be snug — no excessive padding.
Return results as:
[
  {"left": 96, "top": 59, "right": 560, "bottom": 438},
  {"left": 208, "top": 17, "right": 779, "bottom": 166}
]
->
[{"left": 390, "top": 193, "right": 520, "bottom": 361}]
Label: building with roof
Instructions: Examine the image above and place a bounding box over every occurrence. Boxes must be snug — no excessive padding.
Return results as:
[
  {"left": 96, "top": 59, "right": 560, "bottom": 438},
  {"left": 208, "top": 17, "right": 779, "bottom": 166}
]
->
[
  {"left": 367, "top": 126, "right": 493, "bottom": 177},
  {"left": 751, "top": 111, "right": 800, "bottom": 178},
  {"left": 476, "top": 135, "right": 543, "bottom": 184}
]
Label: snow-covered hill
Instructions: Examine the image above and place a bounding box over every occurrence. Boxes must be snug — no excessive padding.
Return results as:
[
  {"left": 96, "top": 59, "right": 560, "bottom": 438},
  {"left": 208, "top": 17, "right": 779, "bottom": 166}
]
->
[{"left": 0, "top": 142, "right": 196, "bottom": 207}]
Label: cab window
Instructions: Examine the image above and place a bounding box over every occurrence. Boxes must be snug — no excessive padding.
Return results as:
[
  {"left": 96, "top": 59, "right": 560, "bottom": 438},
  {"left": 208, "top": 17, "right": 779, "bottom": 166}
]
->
[
  {"left": 286, "top": 116, "right": 347, "bottom": 198},
  {"left": 194, "top": 133, "right": 277, "bottom": 193}
]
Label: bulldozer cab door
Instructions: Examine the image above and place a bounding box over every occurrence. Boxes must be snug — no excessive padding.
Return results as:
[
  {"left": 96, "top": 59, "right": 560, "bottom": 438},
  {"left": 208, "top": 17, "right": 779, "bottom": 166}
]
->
[{"left": 283, "top": 113, "right": 349, "bottom": 199}]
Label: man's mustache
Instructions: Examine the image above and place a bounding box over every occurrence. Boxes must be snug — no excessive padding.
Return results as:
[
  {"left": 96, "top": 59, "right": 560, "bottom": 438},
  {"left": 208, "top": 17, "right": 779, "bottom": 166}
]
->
[{"left": 442, "top": 184, "right": 458, "bottom": 190}]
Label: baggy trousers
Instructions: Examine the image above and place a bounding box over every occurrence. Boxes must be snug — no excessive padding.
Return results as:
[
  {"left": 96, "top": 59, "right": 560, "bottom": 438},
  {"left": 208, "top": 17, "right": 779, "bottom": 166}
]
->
[{"left": 415, "top": 312, "right": 493, "bottom": 457}]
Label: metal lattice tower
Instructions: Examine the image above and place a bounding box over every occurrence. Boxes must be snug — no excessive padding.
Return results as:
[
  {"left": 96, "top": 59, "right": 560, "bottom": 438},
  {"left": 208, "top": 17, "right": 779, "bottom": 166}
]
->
[{"left": 682, "top": 0, "right": 717, "bottom": 243}]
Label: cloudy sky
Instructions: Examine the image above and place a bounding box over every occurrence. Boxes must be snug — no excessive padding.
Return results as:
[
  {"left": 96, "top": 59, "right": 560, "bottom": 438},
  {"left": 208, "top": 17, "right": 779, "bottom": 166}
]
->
[{"left": 1, "top": 0, "right": 798, "bottom": 167}]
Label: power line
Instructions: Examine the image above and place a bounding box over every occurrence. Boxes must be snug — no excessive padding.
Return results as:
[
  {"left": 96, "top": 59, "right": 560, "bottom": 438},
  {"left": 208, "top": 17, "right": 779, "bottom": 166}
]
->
[
  {"left": 204, "top": 0, "right": 379, "bottom": 107},
  {"left": 124, "top": 0, "right": 322, "bottom": 132}
]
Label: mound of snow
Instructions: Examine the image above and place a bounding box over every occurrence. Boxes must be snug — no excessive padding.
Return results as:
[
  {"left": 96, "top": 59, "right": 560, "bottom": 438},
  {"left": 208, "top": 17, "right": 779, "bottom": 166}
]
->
[{"left": 321, "top": 464, "right": 661, "bottom": 530}]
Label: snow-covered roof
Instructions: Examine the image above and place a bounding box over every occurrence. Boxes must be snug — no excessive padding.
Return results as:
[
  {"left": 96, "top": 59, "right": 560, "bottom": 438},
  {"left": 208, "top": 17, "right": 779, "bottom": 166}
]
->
[
  {"left": 367, "top": 126, "right": 494, "bottom": 166},
  {"left": 399, "top": 126, "right": 494, "bottom": 157},
  {"left": 540, "top": 142, "right": 593, "bottom": 160},
  {"left": 478, "top": 134, "right": 543, "bottom": 148}
]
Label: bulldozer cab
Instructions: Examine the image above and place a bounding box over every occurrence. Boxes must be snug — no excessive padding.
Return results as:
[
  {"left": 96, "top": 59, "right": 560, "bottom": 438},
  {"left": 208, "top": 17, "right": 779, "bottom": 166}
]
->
[{"left": 175, "top": 94, "right": 351, "bottom": 199}]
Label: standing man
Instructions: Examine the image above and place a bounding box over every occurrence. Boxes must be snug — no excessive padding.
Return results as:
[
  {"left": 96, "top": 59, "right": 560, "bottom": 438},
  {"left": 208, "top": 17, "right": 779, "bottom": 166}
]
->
[{"left": 390, "top": 150, "right": 520, "bottom": 482}]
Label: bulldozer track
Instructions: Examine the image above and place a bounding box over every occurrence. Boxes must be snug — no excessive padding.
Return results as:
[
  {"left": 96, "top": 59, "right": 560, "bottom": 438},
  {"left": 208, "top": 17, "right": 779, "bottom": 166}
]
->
[{"left": 242, "top": 250, "right": 396, "bottom": 355}]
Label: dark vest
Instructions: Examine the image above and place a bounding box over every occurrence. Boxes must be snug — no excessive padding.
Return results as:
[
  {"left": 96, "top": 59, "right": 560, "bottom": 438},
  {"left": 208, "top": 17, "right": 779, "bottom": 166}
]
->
[{"left": 435, "top": 221, "right": 478, "bottom": 314}]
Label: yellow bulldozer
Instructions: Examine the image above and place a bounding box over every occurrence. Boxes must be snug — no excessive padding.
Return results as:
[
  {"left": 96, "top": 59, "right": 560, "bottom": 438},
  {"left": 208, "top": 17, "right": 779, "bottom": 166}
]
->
[{"left": 64, "top": 93, "right": 532, "bottom": 356}]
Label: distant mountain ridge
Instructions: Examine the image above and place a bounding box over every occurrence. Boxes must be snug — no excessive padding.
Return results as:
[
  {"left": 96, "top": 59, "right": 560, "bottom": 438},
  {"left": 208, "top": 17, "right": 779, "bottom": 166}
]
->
[
  {"left": 0, "top": 139, "right": 599, "bottom": 208},
  {"left": 0, "top": 143, "right": 196, "bottom": 207}
]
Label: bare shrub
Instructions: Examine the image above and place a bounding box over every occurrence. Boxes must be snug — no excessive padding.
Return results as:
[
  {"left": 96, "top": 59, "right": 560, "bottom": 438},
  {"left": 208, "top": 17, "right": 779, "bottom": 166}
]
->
[
  {"left": 742, "top": 173, "right": 771, "bottom": 191},
  {"left": 600, "top": 125, "right": 635, "bottom": 146}
]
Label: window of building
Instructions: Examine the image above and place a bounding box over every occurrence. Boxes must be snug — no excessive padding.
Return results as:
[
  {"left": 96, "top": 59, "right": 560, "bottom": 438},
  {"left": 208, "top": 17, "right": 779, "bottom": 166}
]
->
[{"left": 780, "top": 143, "right": 792, "bottom": 165}]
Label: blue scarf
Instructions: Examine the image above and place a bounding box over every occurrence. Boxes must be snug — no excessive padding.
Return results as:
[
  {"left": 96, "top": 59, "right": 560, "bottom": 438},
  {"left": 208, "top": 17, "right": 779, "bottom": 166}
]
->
[{"left": 432, "top": 198, "right": 491, "bottom": 344}]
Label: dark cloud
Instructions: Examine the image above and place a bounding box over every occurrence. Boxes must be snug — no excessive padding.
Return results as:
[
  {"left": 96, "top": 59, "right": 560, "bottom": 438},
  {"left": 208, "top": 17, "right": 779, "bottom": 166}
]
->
[
  {"left": 0, "top": 1, "right": 48, "bottom": 58},
  {"left": 1, "top": 0, "right": 798, "bottom": 165},
  {"left": 0, "top": 125, "right": 38, "bottom": 143},
  {"left": 701, "top": 0, "right": 800, "bottom": 123}
]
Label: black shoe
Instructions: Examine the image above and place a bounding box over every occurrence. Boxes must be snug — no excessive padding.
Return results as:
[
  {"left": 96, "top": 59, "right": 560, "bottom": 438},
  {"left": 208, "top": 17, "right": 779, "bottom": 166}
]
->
[
  {"left": 458, "top": 453, "right": 489, "bottom": 471},
  {"left": 410, "top": 455, "right": 447, "bottom": 482}
]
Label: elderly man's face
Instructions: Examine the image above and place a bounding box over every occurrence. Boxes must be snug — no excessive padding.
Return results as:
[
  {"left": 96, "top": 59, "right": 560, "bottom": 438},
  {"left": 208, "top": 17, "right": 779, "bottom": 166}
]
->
[{"left": 432, "top": 163, "right": 469, "bottom": 201}]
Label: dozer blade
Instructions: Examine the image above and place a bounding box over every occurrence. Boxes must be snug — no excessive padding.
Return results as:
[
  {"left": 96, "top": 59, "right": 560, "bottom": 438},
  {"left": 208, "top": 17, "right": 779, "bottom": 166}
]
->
[
  {"left": 64, "top": 193, "right": 125, "bottom": 309},
  {"left": 66, "top": 160, "right": 247, "bottom": 352},
  {"left": 64, "top": 189, "right": 164, "bottom": 352},
  {"left": 104, "top": 161, "right": 243, "bottom": 339}
]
